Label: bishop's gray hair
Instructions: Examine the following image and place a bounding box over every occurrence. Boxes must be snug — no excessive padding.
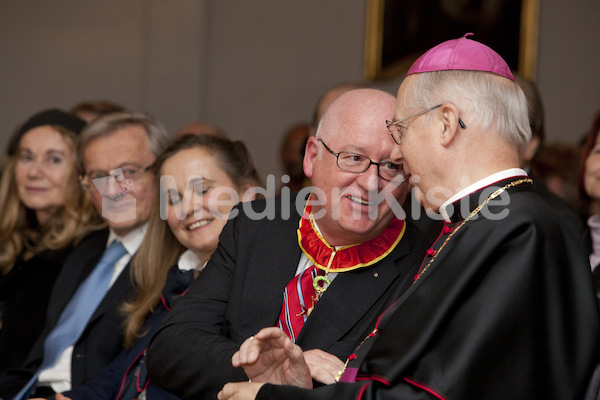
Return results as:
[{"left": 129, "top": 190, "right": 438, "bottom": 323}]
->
[{"left": 403, "top": 70, "right": 531, "bottom": 152}]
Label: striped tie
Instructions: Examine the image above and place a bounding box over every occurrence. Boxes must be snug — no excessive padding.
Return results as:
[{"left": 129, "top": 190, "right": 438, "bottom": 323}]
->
[{"left": 278, "top": 265, "right": 324, "bottom": 342}]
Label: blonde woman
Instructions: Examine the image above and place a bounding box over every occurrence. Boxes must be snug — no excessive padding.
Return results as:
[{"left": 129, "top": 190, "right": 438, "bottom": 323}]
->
[
  {"left": 0, "top": 109, "right": 104, "bottom": 372},
  {"left": 55, "top": 134, "right": 260, "bottom": 400}
]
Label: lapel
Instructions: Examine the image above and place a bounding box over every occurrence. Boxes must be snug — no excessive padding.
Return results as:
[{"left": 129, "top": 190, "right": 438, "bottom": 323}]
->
[
  {"left": 297, "top": 233, "right": 412, "bottom": 351},
  {"left": 240, "top": 209, "right": 303, "bottom": 329},
  {"left": 49, "top": 230, "right": 109, "bottom": 324}
]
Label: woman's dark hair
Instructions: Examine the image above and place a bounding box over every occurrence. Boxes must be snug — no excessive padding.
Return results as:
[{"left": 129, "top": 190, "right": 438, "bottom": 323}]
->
[{"left": 151, "top": 134, "right": 262, "bottom": 189}]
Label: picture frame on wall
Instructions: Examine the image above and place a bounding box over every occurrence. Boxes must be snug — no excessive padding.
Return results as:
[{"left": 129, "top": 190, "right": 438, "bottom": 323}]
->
[{"left": 364, "top": 0, "right": 539, "bottom": 81}]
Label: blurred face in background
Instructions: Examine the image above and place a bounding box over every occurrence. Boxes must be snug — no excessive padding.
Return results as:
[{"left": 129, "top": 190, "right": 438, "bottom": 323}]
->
[
  {"left": 584, "top": 129, "right": 600, "bottom": 201},
  {"left": 15, "top": 126, "right": 76, "bottom": 224},
  {"left": 82, "top": 126, "right": 156, "bottom": 236}
]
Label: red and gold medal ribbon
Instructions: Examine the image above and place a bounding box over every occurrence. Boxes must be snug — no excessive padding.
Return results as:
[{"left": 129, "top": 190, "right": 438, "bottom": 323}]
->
[{"left": 297, "top": 197, "right": 405, "bottom": 273}]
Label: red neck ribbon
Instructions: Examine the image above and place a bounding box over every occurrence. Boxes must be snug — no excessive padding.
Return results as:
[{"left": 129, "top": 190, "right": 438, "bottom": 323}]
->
[{"left": 297, "top": 198, "right": 406, "bottom": 273}]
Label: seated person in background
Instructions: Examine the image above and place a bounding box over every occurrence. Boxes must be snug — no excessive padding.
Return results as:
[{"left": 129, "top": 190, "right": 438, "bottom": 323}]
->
[
  {"left": 218, "top": 34, "right": 600, "bottom": 400},
  {"left": 513, "top": 74, "right": 544, "bottom": 172},
  {"left": 278, "top": 122, "right": 311, "bottom": 193},
  {"left": 70, "top": 100, "right": 127, "bottom": 123},
  {"left": 175, "top": 121, "right": 226, "bottom": 139},
  {"left": 0, "top": 112, "right": 172, "bottom": 399},
  {"left": 0, "top": 109, "right": 103, "bottom": 373},
  {"left": 47, "top": 134, "right": 261, "bottom": 400},
  {"left": 579, "top": 109, "right": 600, "bottom": 304},
  {"left": 146, "top": 88, "right": 428, "bottom": 399},
  {"left": 531, "top": 141, "right": 582, "bottom": 213},
  {"left": 515, "top": 74, "right": 585, "bottom": 235}
]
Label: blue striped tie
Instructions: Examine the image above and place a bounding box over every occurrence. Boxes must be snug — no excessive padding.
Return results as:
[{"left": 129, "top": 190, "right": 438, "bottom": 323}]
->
[{"left": 13, "top": 240, "right": 127, "bottom": 400}]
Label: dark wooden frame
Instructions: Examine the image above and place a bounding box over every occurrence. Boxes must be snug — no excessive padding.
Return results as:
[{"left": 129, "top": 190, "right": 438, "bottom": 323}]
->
[{"left": 364, "top": 0, "right": 539, "bottom": 81}]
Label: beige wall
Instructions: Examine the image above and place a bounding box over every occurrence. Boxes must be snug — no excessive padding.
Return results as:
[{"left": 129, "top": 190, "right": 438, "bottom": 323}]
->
[
  {"left": 536, "top": 0, "right": 600, "bottom": 144},
  {"left": 1, "top": 0, "right": 599, "bottom": 180},
  {"left": 0, "top": 0, "right": 208, "bottom": 143}
]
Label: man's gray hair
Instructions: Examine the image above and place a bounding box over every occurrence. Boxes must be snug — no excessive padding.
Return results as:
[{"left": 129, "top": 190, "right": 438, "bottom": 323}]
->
[
  {"left": 77, "top": 111, "right": 172, "bottom": 172},
  {"left": 404, "top": 70, "right": 532, "bottom": 151}
]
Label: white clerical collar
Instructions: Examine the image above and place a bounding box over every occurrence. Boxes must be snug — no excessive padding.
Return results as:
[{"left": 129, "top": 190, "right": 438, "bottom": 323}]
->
[
  {"left": 178, "top": 250, "right": 204, "bottom": 271},
  {"left": 439, "top": 168, "right": 529, "bottom": 223},
  {"left": 106, "top": 223, "right": 148, "bottom": 256}
]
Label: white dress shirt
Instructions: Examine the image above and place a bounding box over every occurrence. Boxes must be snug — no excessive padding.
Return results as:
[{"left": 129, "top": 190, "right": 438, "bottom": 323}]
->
[{"left": 178, "top": 249, "right": 204, "bottom": 272}]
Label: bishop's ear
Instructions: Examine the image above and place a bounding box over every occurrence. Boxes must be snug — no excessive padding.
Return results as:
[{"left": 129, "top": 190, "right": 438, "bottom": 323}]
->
[{"left": 439, "top": 103, "right": 462, "bottom": 146}]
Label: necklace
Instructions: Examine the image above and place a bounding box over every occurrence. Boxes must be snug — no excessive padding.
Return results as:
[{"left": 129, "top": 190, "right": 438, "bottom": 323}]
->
[
  {"left": 413, "top": 178, "right": 532, "bottom": 283},
  {"left": 298, "top": 197, "right": 406, "bottom": 295}
]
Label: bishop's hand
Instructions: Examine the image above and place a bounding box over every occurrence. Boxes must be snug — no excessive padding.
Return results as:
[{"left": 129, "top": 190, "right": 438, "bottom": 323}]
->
[{"left": 303, "top": 348, "right": 345, "bottom": 384}]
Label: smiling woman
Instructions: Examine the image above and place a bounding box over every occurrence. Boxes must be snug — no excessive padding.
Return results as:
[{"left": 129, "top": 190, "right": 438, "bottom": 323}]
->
[
  {"left": 0, "top": 109, "right": 104, "bottom": 373},
  {"left": 157, "top": 135, "right": 262, "bottom": 265}
]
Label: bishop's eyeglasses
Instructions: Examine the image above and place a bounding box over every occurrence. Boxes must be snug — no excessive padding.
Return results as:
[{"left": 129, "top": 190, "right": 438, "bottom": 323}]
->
[{"left": 386, "top": 104, "right": 466, "bottom": 145}]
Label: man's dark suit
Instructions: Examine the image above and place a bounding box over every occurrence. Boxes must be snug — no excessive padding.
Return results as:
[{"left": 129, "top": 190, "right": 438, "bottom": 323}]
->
[
  {"left": 0, "top": 229, "right": 136, "bottom": 398},
  {"left": 147, "top": 194, "right": 427, "bottom": 400}
]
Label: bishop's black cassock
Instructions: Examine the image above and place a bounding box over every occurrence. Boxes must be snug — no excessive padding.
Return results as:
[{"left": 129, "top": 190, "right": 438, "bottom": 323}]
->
[{"left": 258, "top": 175, "right": 600, "bottom": 400}]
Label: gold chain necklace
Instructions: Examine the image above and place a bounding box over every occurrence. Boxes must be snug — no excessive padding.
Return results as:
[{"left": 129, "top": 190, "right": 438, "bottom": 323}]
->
[{"left": 413, "top": 178, "right": 532, "bottom": 284}]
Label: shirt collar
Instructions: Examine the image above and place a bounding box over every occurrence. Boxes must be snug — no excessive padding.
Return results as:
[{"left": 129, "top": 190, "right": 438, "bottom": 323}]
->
[
  {"left": 439, "top": 168, "right": 529, "bottom": 223},
  {"left": 106, "top": 223, "right": 148, "bottom": 256},
  {"left": 178, "top": 249, "right": 203, "bottom": 271}
]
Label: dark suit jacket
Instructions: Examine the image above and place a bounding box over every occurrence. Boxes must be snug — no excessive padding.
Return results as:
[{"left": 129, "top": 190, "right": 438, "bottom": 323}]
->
[
  {"left": 147, "top": 194, "right": 428, "bottom": 400},
  {"left": 61, "top": 266, "right": 193, "bottom": 400},
  {"left": 0, "top": 229, "right": 136, "bottom": 398},
  {"left": 532, "top": 177, "right": 586, "bottom": 236},
  {"left": 0, "top": 245, "right": 73, "bottom": 373}
]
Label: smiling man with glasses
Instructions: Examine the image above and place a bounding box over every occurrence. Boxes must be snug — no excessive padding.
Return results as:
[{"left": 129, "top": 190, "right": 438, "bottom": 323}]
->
[
  {"left": 303, "top": 89, "right": 413, "bottom": 245},
  {"left": 147, "top": 89, "right": 428, "bottom": 400},
  {"left": 80, "top": 164, "right": 152, "bottom": 202},
  {"left": 77, "top": 114, "right": 165, "bottom": 230}
]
